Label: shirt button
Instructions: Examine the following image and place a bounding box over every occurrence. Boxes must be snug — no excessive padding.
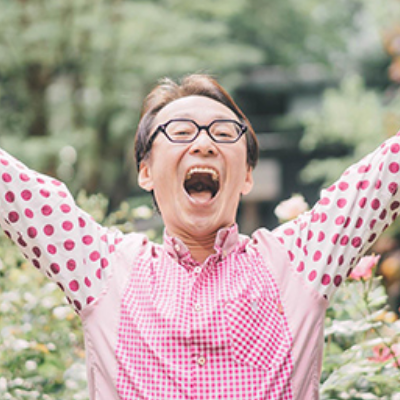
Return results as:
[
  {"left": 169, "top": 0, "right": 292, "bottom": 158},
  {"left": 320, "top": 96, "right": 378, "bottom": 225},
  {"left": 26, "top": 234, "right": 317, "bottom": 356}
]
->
[
  {"left": 197, "top": 356, "right": 206, "bottom": 366},
  {"left": 174, "top": 244, "right": 180, "bottom": 252},
  {"left": 193, "top": 266, "right": 202, "bottom": 274},
  {"left": 194, "top": 303, "right": 203, "bottom": 312}
]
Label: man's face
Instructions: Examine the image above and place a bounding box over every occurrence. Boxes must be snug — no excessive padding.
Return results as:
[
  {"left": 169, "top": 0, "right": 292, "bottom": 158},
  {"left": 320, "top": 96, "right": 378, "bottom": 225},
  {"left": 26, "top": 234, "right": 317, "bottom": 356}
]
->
[{"left": 138, "top": 95, "right": 253, "bottom": 239}]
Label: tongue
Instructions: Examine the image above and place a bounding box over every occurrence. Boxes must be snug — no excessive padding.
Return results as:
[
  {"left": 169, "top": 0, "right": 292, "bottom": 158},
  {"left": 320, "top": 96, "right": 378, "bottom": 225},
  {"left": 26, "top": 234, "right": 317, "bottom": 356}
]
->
[{"left": 188, "top": 189, "right": 213, "bottom": 203}]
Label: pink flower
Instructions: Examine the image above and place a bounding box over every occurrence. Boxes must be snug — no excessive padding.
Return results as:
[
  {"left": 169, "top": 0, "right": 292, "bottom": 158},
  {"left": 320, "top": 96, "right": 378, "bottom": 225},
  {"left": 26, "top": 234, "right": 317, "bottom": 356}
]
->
[
  {"left": 274, "top": 195, "right": 309, "bottom": 222},
  {"left": 370, "top": 343, "right": 400, "bottom": 367},
  {"left": 349, "top": 255, "right": 380, "bottom": 280}
]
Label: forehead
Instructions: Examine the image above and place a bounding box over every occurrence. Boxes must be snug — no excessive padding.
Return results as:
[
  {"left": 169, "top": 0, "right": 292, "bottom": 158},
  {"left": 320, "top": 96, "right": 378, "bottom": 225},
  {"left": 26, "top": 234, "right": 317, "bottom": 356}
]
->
[{"left": 154, "top": 95, "right": 238, "bottom": 125}]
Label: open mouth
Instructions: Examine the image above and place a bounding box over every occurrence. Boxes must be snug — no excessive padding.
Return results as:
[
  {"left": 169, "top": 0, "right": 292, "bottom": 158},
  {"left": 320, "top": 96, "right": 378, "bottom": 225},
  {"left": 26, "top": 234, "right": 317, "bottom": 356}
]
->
[{"left": 184, "top": 167, "right": 220, "bottom": 202}]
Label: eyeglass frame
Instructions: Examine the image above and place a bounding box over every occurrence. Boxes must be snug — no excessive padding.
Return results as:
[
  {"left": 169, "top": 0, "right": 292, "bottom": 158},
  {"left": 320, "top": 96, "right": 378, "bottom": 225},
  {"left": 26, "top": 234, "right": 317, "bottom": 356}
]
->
[{"left": 146, "top": 118, "right": 248, "bottom": 149}]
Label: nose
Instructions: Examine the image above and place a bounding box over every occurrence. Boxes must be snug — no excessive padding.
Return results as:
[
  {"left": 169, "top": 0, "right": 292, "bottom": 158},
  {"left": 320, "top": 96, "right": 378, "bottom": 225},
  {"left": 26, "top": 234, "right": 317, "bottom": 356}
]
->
[{"left": 188, "top": 129, "right": 217, "bottom": 156}]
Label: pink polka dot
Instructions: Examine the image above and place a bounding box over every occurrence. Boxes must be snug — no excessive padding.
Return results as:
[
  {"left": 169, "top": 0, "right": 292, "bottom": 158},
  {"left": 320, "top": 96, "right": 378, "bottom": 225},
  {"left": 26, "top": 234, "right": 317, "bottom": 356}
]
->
[
  {"left": 0, "top": 158, "right": 9, "bottom": 166},
  {"left": 358, "top": 165, "right": 370, "bottom": 173},
  {"left": 337, "top": 198, "right": 347, "bottom": 208},
  {"left": 39, "top": 189, "right": 50, "bottom": 198},
  {"left": 19, "top": 173, "right": 30, "bottom": 182},
  {"left": 58, "top": 191, "right": 68, "bottom": 198},
  {"left": 78, "top": 217, "right": 86, "bottom": 227},
  {"left": 47, "top": 244, "right": 57, "bottom": 254},
  {"left": 308, "top": 270, "right": 317, "bottom": 282},
  {"left": 24, "top": 209, "right": 34, "bottom": 218},
  {"left": 313, "top": 250, "right": 322, "bottom": 262},
  {"left": 43, "top": 224, "right": 54, "bottom": 236},
  {"left": 21, "top": 190, "right": 32, "bottom": 200},
  {"left": 346, "top": 268, "right": 353, "bottom": 277},
  {"left": 351, "top": 237, "right": 362, "bottom": 247},
  {"left": 64, "top": 239, "right": 75, "bottom": 251},
  {"left": 340, "top": 235, "right": 349, "bottom": 245},
  {"left": 334, "top": 275, "right": 342, "bottom": 287},
  {"left": 357, "top": 180, "right": 370, "bottom": 190},
  {"left": 101, "top": 258, "right": 109, "bottom": 268},
  {"left": 392, "top": 212, "right": 398, "bottom": 221},
  {"left": 307, "top": 230, "right": 314, "bottom": 240},
  {"left": 391, "top": 143, "right": 400, "bottom": 153},
  {"left": 296, "top": 237, "right": 302, "bottom": 248},
  {"left": 2, "top": 173, "right": 12, "bottom": 182},
  {"left": 338, "top": 182, "right": 349, "bottom": 191},
  {"left": 5, "top": 191, "right": 15, "bottom": 202},
  {"left": 320, "top": 212, "right": 328, "bottom": 223},
  {"left": 32, "top": 247, "right": 41, "bottom": 257},
  {"left": 344, "top": 217, "right": 351, "bottom": 228},
  {"left": 86, "top": 296, "right": 94, "bottom": 305},
  {"left": 318, "top": 231, "right": 325, "bottom": 242},
  {"left": 327, "top": 184, "right": 336, "bottom": 192},
  {"left": 335, "top": 216, "right": 345, "bottom": 225},
  {"left": 67, "top": 259, "right": 76, "bottom": 271},
  {"left": 17, "top": 236, "right": 27, "bottom": 247},
  {"left": 319, "top": 198, "right": 330, "bottom": 206},
  {"left": 355, "top": 217, "right": 363, "bottom": 228},
  {"left": 369, "top": 219, "right": 377, "bottom": 229},
  {"left": 388, "top": 182, "right": 398, "bottom": 194},
  {"left": 379, "top": 209, "right": 387, "bottom": 220},
  {"left": 297, "top": 261, "right": 305, "bottom": 272},
  {"left": 379, "top": 162, "right": 384, "bottom": 171},
  {"left": 96, "top": 268, "right": 102, "bottom": 279},
  {"left": 50, "top": 263, "right": 60, "bottom": 274},
  {"left": 82, "top": 235, "right": 93, "bottom": 245},
  {"left": 84, "top": 277, "right": 92, "bottom": 287},
  {"left": 284, "top": 228, "right": 294, "bottom": 236},
  {"left": 311, "top": 213, "right": 320, "bottom": 222},
  {"left": 109, "top": 245, "right": 115, "bottom": 253},
  {"left": 359, "top": 197, "right": 367, "bottom": 208},
  {"left": 375, "top": 180, "right": 382, "bottom": 189},
  {"left": 60, "top": 204, "right": 71, "bottom": 213},
  {"left": 90, "top": 251, "right": 100, "bottom": 262},
  {"left": 389, "top": 162, "right": 400, "bottom": 173},
  {"left": 371, "top": 199, "right": 380, "bottom": 210},
  {"left": 288, "top": 250, "right": 295, "bottom": 261},
  {"left": 368, "top": 233, "right": 377, "bottom": 243},
  {"left": 4, "top": 230, "right": 11, "bottom": 239},
  {"left": 321, "top": 274, "right": 331, "bottom": 285},
  {"left": 41, "top": 205, "right": 53, "bottom": 216},
  {"left": 331, "top": 234, "right": 339, "bottom": 244},
  {"left": 36, "top": 178, "right": 45, "bottom": 184},
  {"left": 27, "top": 227, "right": 37, "bottom": 238},
  {"left": 69, "top": 280, "right": 79, "bottom": 292},
  {"left": 391, "top": 201, "right": 400, "bottom": 210},
  {"left": 73, "top": 300, "right": 82, "bottom": 311},
  {"left": 32, "top": 259, "right": 41, "bottom": 269},
  {"left": 62, "top": 221, "right": 73, "bottom": 231},
  {"left": 303, "top": 246, "right": 308, "bottom": 256},
  {"left": 8, "top": 211, "right": 19, "bottom": 223}
]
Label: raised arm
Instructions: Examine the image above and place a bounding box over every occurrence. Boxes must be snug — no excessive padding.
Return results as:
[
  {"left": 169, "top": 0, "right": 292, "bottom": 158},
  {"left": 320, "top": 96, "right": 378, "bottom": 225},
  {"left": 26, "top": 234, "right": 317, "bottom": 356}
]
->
[
  {"left": 273, "top": 132, "right": 400, "bottom": 300},
  {"left": 0, "top": 148, "right": 124, "bottom": 313}
]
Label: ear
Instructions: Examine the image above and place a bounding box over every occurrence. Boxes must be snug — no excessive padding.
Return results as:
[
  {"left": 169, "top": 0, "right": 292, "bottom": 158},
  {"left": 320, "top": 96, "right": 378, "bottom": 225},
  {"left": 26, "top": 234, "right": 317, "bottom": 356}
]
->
[
  {"left": 241, "top": 166, "right": 254, "bottom": 196},
  {"left": 138, "top": 160, "right": 154, "bottom": 192}
]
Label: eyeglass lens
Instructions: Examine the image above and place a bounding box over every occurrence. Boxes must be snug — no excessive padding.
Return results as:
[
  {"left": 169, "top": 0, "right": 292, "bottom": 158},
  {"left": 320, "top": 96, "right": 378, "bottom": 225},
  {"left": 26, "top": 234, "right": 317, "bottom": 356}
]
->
[{"left": 164, "top": 120, "right": 242, "bottom": 142}]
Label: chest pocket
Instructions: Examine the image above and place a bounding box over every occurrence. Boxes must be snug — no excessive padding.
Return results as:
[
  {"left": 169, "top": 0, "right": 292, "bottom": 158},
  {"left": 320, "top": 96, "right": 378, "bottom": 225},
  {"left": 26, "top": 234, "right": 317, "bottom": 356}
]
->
[{"left": 224, "top": 295, "right": 290, "bottom": 371}]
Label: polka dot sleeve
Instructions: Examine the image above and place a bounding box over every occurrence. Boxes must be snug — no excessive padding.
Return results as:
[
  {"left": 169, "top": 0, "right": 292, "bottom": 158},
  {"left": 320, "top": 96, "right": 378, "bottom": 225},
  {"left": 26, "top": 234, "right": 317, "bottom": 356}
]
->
[
  {"left": 0, "top": 148, "right": 124, "bottom": 313},
  {"left": 273, "top": 132, "right": 400, "bottom": 300}
]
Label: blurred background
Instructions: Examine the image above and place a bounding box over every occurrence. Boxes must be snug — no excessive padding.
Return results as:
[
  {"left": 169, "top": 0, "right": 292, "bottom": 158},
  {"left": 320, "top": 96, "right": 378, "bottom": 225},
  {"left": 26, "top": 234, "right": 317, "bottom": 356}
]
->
[{"left": 1, "top": 0, "right": 400, "bottom": 312}]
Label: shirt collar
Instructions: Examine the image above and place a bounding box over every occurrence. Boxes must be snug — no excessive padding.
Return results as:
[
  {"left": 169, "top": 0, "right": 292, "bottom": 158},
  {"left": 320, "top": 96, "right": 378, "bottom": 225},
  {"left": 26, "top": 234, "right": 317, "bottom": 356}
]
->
[{"left": 163, "top": 224, "right": 240, "bottom": 264}]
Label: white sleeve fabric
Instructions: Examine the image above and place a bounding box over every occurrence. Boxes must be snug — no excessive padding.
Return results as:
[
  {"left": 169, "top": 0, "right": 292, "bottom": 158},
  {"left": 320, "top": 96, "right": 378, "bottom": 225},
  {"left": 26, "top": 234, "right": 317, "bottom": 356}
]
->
[
  {"left": 0, "top": 148, "right": 124, "bottom": 313},
  {"left": 273, "top": 132, "right": 400, "bottom": 300}
]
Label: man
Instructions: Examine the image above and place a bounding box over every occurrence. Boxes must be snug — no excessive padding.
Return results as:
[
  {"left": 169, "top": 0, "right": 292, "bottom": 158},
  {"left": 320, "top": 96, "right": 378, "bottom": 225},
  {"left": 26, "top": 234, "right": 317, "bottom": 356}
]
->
[{"left": 1, "top": 74, "right": 400, "bottom": 399}]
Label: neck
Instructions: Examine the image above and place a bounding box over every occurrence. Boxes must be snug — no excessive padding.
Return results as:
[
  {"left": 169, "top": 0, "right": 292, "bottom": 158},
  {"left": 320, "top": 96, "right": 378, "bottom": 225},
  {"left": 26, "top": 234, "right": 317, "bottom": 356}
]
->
[{"left": 167, "top": 229, "right": 218, "bottom": 264}]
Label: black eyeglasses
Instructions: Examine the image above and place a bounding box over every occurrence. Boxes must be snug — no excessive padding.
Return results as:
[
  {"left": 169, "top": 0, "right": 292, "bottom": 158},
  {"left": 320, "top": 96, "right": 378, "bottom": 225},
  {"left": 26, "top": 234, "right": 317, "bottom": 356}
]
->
[{"left": 147, "top": 118, "right": 247, "bottom": 147}]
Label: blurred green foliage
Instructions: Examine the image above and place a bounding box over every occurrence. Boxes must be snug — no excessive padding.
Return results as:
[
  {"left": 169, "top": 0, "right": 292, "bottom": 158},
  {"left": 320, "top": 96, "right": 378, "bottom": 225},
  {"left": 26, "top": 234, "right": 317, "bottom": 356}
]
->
[{"left": 0, "top": 0, "right": 383, "bottom": 209}]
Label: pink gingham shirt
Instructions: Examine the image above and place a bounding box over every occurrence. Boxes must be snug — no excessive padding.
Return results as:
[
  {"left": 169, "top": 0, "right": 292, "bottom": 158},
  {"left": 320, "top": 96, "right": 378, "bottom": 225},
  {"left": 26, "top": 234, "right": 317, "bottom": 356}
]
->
[{"left": 1, "top": 133, "right": 400, "bottom": 399}]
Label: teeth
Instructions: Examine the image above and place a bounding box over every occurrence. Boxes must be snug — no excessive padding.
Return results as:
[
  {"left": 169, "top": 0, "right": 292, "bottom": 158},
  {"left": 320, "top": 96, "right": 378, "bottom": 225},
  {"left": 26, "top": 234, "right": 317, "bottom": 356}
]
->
[{"left": 186, "top": 167, "right": 219, "bottom": 181}]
